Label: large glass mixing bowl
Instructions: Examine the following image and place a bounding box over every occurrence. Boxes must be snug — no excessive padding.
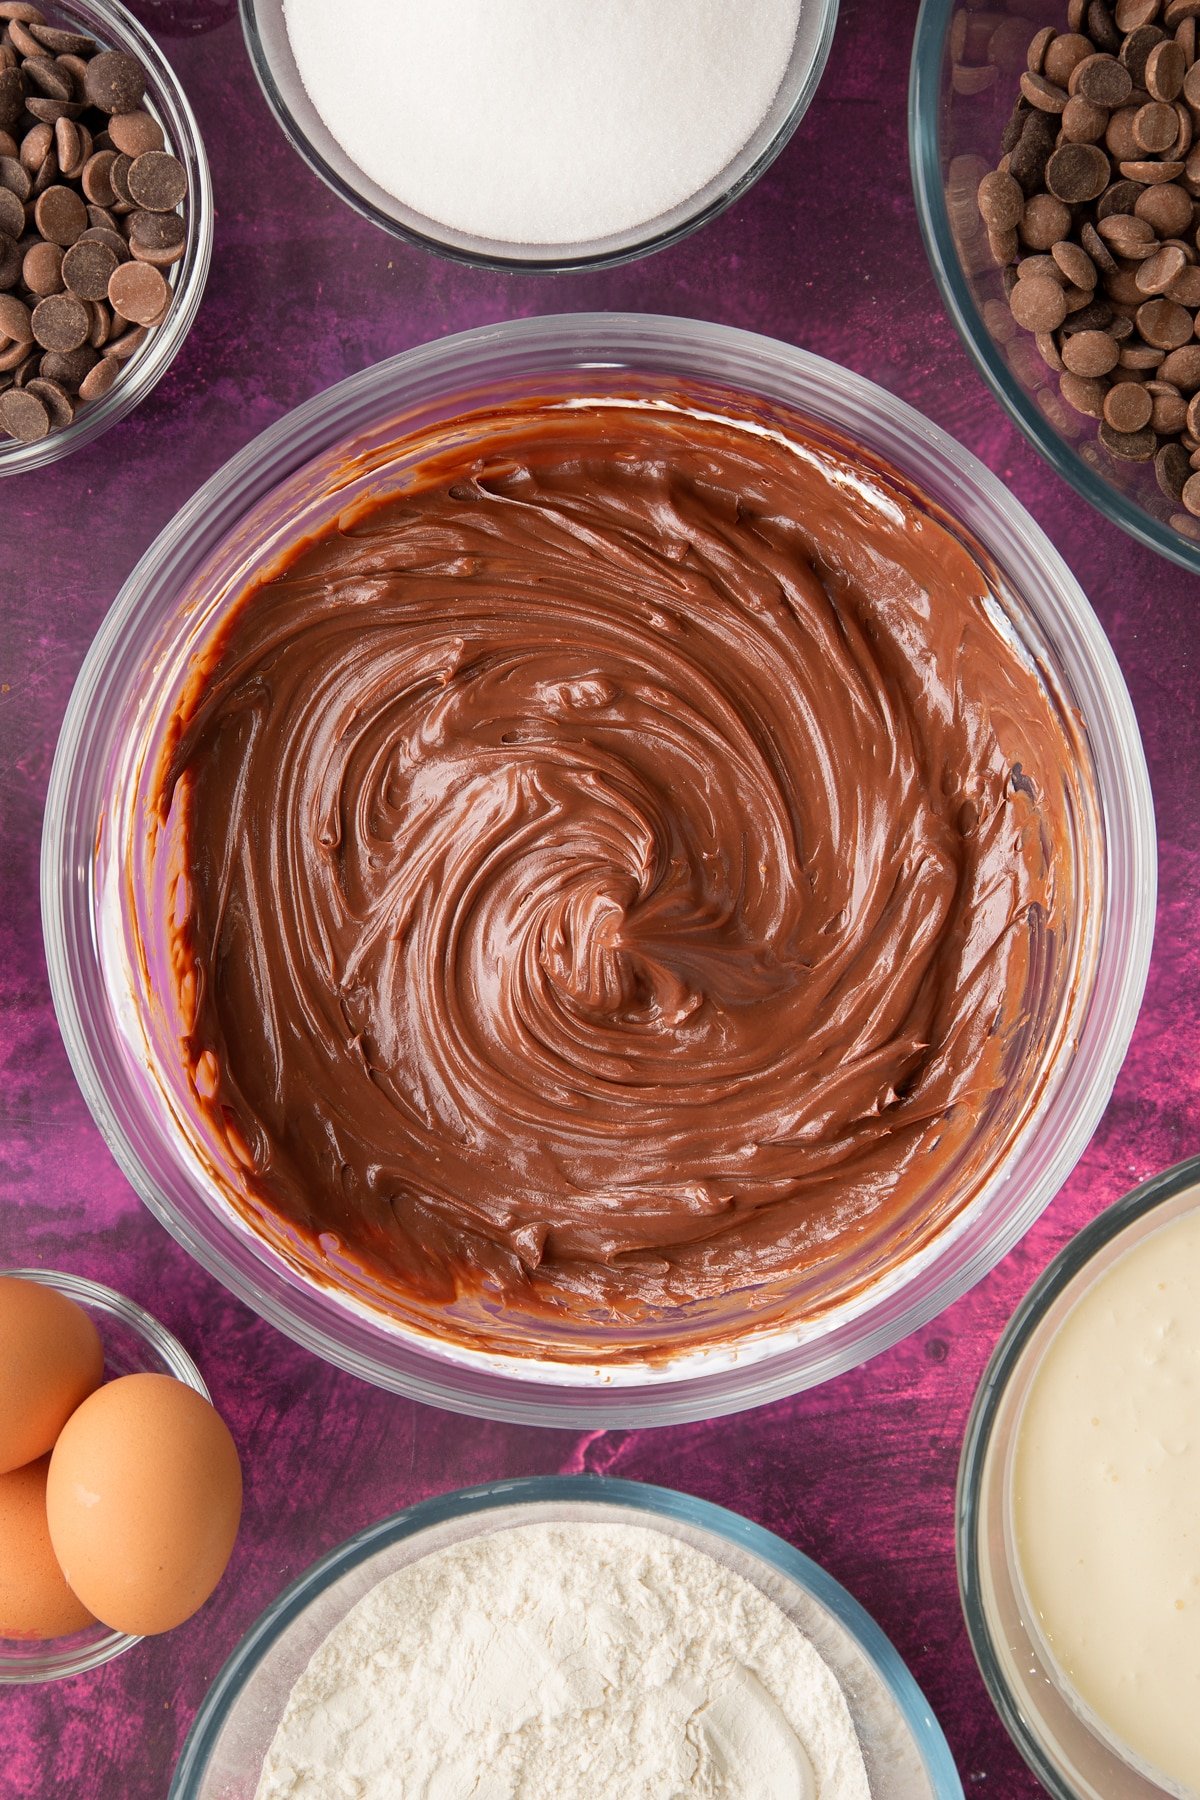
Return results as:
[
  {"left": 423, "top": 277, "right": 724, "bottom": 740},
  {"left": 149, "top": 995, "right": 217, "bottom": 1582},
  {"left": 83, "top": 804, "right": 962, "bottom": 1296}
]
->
[{"left": 42, "top": 314, "right": 1154, "bottom": 1425}]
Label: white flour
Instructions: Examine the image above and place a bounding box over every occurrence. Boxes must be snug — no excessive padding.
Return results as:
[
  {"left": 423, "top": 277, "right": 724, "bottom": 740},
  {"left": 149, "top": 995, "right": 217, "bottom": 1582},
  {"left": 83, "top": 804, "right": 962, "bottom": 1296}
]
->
[
  {"left": 256, "top": 1520, "right": 871, "bottom": 1799},
  {"left": 282, "top": 0, "right": 804, "bottom": 245}
]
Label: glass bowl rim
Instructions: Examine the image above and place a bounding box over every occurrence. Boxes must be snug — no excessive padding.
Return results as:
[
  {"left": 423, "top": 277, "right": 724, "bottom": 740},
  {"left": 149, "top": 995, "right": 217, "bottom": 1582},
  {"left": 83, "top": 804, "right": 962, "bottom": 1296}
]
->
[
  {"left": 0, "top": 0, "right": 214, "bottom": 479},
  {"left": 0, "top": 1265, "right": 209, "bottom": 1683},
  {"left": 168, "top": 1473, "right": 964, "bottom": 1799},
  {"left": 955, "top": 1150, "right": 1200, "bottom": 1799},
  {"left": 237, "top": 0, "right": 840, "bottom": 272},
  {"left": 907, "top": 0, "right": 1200, "bottom": 577},
  {"left": 40, "top": 311, "right": 1156, "bottom": 1427}
]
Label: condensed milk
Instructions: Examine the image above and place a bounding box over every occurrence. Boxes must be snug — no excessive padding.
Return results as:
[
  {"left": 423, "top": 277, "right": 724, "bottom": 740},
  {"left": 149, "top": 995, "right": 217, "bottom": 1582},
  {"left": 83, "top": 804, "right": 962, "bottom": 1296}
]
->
[{"left": 1013, "top": 1198, "right": 1200, "bottom": 1793}]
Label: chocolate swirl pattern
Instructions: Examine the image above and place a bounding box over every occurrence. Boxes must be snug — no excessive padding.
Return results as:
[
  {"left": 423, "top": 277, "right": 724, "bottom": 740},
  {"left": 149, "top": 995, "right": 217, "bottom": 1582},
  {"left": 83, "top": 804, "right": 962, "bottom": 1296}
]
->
[{"left": 159, "top": 403, "right": 1076, "bottom": 1358}]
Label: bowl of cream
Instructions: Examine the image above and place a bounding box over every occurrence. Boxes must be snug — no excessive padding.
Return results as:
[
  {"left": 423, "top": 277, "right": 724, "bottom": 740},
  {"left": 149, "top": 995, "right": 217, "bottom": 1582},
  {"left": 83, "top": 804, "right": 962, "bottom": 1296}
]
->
[
  {"left": 169, "top": 1476, "right": 962, "bottom": 1799},
  {"left": 959, "top": 1151, "right": 1200, "bottom": 1800},
  {"left": 41, "top": 314, "right": 1154, "bottom": 1424}
]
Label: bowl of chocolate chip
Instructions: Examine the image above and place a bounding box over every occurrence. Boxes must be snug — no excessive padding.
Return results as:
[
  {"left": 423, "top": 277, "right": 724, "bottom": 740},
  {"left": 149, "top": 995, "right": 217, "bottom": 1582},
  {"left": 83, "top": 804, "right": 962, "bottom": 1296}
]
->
[
  {"left": 42, "top": 314, "right": 1154, "bottom": 1424},
  {"left": 913, "top": 0, "right": 1200, "bottom": 571},
  {"left": 0, "top": 0, "right": 211, "bottom": 471}
]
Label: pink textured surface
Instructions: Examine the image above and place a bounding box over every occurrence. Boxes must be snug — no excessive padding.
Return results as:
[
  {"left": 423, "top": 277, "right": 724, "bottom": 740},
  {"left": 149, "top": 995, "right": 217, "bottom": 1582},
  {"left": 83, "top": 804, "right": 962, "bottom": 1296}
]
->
[{"left": 0, "top": 0, "right": 1192, "bottom": 1793}]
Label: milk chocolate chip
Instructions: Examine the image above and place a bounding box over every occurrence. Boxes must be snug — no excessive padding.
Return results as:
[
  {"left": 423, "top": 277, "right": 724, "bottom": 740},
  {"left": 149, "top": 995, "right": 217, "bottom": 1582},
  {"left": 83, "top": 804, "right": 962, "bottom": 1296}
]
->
[
  {"left": 0, "top": 382, "right": 47, "bottom": 438},
  {"left": 83, "top": 50, "right": 143, "bottom": 114},
  {"left": 125, "top": 150, "right": 185, "bottom": 212}
]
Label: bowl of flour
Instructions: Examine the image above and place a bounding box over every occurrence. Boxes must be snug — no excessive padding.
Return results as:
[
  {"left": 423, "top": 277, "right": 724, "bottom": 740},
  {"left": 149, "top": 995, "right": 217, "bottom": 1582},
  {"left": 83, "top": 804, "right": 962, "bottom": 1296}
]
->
[
  {"left": 170, "top": 1476, "right": 962, "bottom": 1799},
  {"left": 237, "top": 0, "right": 839, "bottom": 269}
]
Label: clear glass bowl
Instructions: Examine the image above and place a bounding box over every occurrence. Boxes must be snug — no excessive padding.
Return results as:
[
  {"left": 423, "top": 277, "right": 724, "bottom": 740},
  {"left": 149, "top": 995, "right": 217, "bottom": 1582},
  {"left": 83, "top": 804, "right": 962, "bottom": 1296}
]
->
[
  {"left": 0, "top": 0, "right": 212, "bottom": 477},
  {"left": 0, "top": 1267, "right": 208, "bottom": 1683},
  {"left": 40, "top": 313, "right": 1155, "bottom": 1426},
  {"left": 957, "top": 1153, "right": 1200, "bottom": 1800},
  {"left": 239, "top": 0, "right": 839, "bottom": 270},
  {"left": 170, "top": 1475, "right": 963, "bottom": 1799},
  {"left": 910, "top": 0, "right": 1200, "bottom": 574}
]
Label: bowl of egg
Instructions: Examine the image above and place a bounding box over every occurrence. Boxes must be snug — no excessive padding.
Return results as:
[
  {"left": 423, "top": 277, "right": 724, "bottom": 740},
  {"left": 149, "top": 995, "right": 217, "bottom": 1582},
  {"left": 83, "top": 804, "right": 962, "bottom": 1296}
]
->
[{"left": 0, "top": 1269, "right": 241, "bottom": 1682}]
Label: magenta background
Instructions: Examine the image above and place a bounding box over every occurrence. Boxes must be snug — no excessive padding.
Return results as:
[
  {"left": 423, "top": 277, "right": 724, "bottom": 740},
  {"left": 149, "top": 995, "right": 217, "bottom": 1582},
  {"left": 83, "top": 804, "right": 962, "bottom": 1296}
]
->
[{"left": 0, "top": 0, "right": 1194, "bottom": 1793}]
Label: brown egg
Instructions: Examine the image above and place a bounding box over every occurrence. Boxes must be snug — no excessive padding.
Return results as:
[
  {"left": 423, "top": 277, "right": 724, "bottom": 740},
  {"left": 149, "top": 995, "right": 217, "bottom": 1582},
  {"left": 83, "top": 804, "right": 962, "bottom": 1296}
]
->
[
  {"left": 0, "top": 1276, "right": 104, "bottom": 1474},
  {"left": 0, "top": 1455, "right": 94, "bottom": 1640},
  {"left": 46, "top": 1372, "right": 242, "bottom": 1636}
]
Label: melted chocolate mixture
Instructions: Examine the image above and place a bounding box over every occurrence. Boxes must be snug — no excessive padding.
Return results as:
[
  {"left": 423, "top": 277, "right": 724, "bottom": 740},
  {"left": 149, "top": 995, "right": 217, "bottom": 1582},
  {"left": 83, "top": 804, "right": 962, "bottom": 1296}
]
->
[{"left": 157, "top": 401, "right": 1079, "bottom": 1357}]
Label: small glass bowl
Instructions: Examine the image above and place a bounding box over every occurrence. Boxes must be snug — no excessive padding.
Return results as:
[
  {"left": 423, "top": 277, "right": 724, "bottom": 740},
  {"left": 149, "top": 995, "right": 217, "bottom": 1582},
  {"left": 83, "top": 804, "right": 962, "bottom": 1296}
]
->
[
  {"left": 0, "top": 0, "right": 212, "bottom": 477},
  {"left": 0, "top": 1267, "right": 208, "bottom": 1684},
  {"left": 239, "top": 0, "right": 839, "bottom": 271},
  {"left": 910, "top": 0, "right": 1200, "bottom": 575},
  {"left": 957, "top": 1153, "right": 1200, "bottom": 1799},
  {"left": 170, "top": 1475, "right": 963, "bottom": 1799}
]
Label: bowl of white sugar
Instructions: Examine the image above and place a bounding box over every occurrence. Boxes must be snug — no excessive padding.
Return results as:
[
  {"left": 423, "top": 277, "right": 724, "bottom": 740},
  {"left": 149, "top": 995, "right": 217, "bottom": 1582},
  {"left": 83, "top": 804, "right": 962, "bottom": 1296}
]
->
[
  {"left": 238, "top": 0, "right": 839, "bottom": 269},
  {"left": 170, "top": 1476, "right": 962, "bottom": 1799}
]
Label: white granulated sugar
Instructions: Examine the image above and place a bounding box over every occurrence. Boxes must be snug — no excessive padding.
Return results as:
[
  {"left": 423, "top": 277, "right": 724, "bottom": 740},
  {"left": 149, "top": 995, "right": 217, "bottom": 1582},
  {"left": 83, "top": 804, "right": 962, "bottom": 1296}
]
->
[
  {"left": 255, "top": 1520, "right": 871, "bottom": 1800},
  {"left": 282, "top": 0, "right": 805, "bottom": 245}
]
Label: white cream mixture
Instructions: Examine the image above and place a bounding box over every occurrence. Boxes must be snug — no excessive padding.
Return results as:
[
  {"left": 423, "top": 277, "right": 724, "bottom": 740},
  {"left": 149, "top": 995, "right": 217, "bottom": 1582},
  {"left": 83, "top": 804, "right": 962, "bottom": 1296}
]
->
[
  {"left": 1014, "top": 1200, "right": 1200, "bottom": 1792},
  {"left": 255, "top": 1520, "right": 870, "bottom": 1799}
]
